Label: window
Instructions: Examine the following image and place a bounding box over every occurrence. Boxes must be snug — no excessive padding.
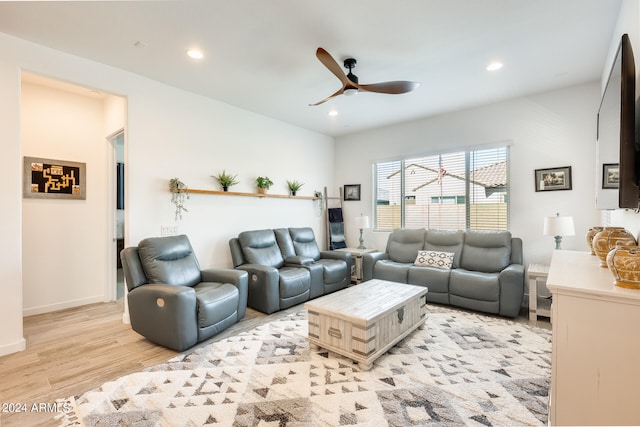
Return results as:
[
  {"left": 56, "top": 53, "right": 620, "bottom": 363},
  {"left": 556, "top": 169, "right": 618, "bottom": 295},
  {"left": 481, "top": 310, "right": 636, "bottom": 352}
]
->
[{"left": 374, "top": 146, "right": 509, "bottom": 231}]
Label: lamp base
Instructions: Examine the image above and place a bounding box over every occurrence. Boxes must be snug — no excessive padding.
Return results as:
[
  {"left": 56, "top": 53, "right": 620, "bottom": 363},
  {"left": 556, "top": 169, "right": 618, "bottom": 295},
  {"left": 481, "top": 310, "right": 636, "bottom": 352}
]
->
[
  {"left": 357, "top": 228, "right": 366, "bottom": 250},
  {"left": 554, "top": 235, "right": 563, "bottom": 250}
]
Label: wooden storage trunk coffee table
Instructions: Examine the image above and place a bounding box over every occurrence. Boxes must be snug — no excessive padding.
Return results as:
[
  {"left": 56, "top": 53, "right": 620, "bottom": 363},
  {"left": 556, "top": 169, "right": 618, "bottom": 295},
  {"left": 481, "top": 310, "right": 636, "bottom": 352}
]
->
[{"left": 304, "top": 279, "right": 428, "bottom": 370}]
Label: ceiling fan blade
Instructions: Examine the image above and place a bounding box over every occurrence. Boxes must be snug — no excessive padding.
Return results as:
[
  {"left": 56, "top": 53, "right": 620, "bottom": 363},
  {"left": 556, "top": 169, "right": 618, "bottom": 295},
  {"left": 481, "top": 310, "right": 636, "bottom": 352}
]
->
[
  {"left": 357, "top": 80, "right": 421, "bottom": 94},
  {"left": 309, "top": 87, "right": 345, "bottom": 106},
  {"left": 316, "top": 47, "right": 351, "bottom": 86}
]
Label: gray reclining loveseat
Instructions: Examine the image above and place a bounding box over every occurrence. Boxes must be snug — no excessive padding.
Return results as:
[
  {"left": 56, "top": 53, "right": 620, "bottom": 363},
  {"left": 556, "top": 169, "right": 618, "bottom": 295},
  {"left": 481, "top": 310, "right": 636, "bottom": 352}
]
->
[
  {"left": 229, "top": 227, "right": 352, "bottom": 314},
  {"left": 362, "top": 228, "right": 524, "bottom": 317}
]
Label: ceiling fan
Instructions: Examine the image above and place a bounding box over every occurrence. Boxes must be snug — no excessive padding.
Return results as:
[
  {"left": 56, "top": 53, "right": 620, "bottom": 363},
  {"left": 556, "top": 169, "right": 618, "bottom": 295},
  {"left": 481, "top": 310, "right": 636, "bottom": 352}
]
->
[{"left": 310, "top": 47, "right": 421, "bottom": 106}]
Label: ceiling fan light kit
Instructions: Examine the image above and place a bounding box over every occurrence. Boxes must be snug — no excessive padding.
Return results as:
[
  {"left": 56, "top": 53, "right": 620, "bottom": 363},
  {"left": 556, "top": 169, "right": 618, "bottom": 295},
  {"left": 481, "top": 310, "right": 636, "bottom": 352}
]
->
[{"left": 310, "top": 47, "right": 421, "bottom": 106}]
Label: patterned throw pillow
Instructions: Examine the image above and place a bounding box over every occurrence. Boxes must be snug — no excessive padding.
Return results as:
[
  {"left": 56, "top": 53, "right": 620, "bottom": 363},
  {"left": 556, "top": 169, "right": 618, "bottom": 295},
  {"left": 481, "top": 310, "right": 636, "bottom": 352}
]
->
[{"left": 414, "top": 250, "right": 454, "bottom": 269}]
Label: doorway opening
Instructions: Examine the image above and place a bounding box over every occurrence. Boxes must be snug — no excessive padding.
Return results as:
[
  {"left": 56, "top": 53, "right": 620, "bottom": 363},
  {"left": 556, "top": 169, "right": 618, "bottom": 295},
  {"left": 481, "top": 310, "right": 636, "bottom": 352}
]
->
[
  {"left": 109, "top": 130, "right": 125, "bottom": 300},
  {"left": 21, "top": 72, "right": 127, "bottom": 319}
]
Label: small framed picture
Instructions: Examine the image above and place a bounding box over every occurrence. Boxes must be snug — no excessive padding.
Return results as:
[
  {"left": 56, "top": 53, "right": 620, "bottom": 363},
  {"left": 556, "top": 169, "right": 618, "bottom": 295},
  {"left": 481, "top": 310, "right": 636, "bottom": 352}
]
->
[
  {"left": 602, "top": 163, "right": 619, "bottom": 189},
  {"left": 534, "top": 166, "right": 572, "bottom": 192},
  {"left": 344, "top": 184, "right": 361, "bottom": 201}
]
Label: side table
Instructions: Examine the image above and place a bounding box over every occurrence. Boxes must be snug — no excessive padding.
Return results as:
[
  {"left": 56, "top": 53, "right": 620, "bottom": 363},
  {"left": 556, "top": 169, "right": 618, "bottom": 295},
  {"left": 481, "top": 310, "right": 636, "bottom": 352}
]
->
[
  {"left": 528, "top": 263, "right": 551, "bottom": 322},
  {"left": 334, "top": 247, "right": 377, "bottom": 284}
]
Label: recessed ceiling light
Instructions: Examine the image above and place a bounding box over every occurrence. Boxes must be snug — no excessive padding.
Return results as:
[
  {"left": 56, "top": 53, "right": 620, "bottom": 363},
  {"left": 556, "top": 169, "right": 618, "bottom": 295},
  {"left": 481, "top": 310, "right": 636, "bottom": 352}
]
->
[
  {"left": 328, "top": 110, "right": 338, "bottom": 117},
  {"left": 486, "top": 62, "right": 503, "bottom": 71},
  {"left": 186, "top": 49, "right": 204, "bottom": 60}
]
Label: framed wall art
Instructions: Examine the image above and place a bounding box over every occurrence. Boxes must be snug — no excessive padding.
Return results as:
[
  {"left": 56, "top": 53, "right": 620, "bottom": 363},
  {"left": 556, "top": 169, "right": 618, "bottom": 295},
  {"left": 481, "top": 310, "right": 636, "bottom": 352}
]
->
[
  {"left": 343, "top": 184, "right": 361, "bottom": 201},
  {"left": 602, "top": 163, "right": 619, "bottom": 189},
  {"left": 23, "top": 156, "right": 86, "bottom": 200},
  {"left": 534, "top": 166, "right": 572, "bottom": 192}
]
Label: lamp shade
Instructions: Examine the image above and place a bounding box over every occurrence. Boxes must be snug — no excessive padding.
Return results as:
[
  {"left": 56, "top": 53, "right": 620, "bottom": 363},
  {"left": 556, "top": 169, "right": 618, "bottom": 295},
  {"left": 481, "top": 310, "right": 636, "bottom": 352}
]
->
[
  {"left": 543, "top": 215, "right": 575, "bottom": 237},
  {"left": 354, "top": 215, "right": 370, "bottom": 229}
]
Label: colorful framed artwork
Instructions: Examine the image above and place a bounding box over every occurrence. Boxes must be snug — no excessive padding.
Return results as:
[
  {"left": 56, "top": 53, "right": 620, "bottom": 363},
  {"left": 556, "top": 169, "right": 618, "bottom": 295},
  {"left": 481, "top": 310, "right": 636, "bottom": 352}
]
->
[{"left": 23, "top": 156, "right": 86, "bottom": 200}]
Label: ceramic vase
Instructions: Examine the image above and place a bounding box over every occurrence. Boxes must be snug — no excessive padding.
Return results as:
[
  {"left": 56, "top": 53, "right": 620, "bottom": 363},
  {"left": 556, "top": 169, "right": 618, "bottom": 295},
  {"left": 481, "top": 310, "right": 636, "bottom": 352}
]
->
[
  {"left": 592, "top": 227, "right": 637, "bottom": 267},
  {"left": 591, "top": 227, "right": 637, "bottom": 267},
  {"left": 586, "top": 227, "right": 604, "bottom": 255},
  {"left": 606, "top": 245, "right": 640, "bottom": 289}
]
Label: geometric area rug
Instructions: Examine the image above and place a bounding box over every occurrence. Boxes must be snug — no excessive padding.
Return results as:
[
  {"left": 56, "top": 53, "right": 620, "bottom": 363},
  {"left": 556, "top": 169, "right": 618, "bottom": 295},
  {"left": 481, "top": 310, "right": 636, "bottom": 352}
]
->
[{"left": 56, "top": 305, "right": 552, "bottom": 426}]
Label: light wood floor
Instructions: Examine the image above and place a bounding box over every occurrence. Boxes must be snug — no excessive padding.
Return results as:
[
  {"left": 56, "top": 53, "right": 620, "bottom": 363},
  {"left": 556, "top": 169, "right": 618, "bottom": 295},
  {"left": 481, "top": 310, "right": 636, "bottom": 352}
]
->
[
  {"left": 0, "top": 299, "right": 547, "bottom": 426},
  {"left": 0, "top": 300, "right": 295, "bottom": 427}
]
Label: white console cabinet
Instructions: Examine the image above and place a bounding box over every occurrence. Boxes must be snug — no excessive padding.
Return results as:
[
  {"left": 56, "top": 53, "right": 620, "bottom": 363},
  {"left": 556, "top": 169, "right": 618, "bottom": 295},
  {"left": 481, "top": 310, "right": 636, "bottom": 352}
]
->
[{"left": 547, "top": 250, "right": 640, "bottom": 425}]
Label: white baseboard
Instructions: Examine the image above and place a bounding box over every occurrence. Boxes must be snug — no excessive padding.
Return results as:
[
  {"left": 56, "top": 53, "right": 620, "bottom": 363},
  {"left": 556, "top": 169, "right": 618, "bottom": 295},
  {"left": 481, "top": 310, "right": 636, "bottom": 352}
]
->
[
  {"left": 0, "top": 338, "right": 26, "bottom": 357},
  {"left": 23, "top": 295, "right": 104, "bottom": 317}
]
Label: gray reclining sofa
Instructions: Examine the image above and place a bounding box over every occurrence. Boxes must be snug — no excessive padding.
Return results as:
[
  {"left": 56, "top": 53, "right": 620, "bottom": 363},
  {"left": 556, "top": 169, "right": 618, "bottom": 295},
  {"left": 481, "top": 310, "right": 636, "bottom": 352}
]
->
[
  {"left": 362, "top": 229, "right": 524, "bottom": 317},
  {"left": 229, "top": 227, "right": 352, "bottom": 314}
]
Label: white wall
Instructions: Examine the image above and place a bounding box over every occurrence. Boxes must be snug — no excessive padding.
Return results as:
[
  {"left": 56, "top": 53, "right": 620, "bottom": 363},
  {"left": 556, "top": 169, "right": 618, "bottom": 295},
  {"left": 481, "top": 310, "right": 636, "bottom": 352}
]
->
[
  {"left": 124, "top": 81, "right": 333, "bottom": 268},
  {"left": 0, "top": 32, "right": 334, "bottom": 356},
  {"left": 335, "top": 82, "right": 601, "bottom": 266},
  {"left": 0, "top": 40, "right": 25, "bottom": 355},
  {"left": 21, "top": 82, "right": 110, "bottom": 315}
]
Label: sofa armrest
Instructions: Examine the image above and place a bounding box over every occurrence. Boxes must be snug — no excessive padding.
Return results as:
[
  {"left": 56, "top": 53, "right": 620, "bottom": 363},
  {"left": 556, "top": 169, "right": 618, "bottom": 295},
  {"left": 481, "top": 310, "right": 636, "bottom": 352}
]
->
[
  {"left": 235, "top": 264, "right": 281, "bottom": 314},
  {"left": 320, "top": 250, "right": 353, "bottom": 274},
  {"left": 201, "top": 268, "right": 249, "bottom": 319},
  {"left": 127, "top": 284, "right": 198, "bottom": 351},
  {"left": 362, "top": 252, "right": 388, "bottom": 281},
  {"left": 498, "top": 264, "right": 525, "bottom": 318},
  {"left": 320, "top": 250, "right": 352, "bottom": 263}
]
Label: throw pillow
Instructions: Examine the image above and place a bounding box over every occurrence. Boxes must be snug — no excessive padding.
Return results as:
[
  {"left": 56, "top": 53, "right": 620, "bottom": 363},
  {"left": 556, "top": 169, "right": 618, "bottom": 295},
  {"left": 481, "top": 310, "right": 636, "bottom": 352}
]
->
[{"left": 414, "top": 250, "right": 454, "bottom": 269}]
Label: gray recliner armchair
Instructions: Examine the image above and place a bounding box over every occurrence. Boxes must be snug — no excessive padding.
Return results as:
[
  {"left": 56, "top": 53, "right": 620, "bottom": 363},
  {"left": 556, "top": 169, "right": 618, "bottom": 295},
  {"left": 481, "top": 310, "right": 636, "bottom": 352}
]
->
[
  {"left": 229, "top": 229, "right": 312, "bottom": 314},
  {"left": 120, "top": 234, "right": 248, "bottom": 351}
]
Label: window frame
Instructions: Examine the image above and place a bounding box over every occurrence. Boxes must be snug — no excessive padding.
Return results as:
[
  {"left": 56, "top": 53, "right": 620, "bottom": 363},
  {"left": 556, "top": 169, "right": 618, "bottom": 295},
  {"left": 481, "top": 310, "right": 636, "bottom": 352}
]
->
[{"left": 373, "top": 145, "right": 510, "bottom": 231}]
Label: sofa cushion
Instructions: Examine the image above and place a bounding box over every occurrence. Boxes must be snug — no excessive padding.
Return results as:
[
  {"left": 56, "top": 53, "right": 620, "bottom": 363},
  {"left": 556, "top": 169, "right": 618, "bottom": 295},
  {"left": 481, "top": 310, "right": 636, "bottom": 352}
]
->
[
  {"left": 386, "top": 229, "right": 426, "bottom": 263},
  {"left": 424, "top": 229, "right": 465, "bottom": 268},
  {"left": 288, "top": 227, "right": 322, "bottom": 261},
  {"left": 460, "top": 231, "right": 512, "bottom": 273},
  {"left": 374, "top": 260, "right": 410, "bottom": 283},
  {"left": 194, "top": 282, "right": 239, "bottom": 328},
  {"left": 408, "top": 265, "right": 450, "bottom": 294},
  {"left": 316, "top": 259, "right": 348, "bottom": 284},
  {"left": 414, "top": 250, "right": 454, "bottom": 269},
  {"left": 449, "top": 269, "right": 500, "bottom": 301},
  {"left": 278, "top": 266, "right": 311, "bottom": 299},
  {"left": 138, "top": 235, "right": 201, "bottom": 287},
  {"left": 238, "top": 229, "right": 285, "bottom": 269}
]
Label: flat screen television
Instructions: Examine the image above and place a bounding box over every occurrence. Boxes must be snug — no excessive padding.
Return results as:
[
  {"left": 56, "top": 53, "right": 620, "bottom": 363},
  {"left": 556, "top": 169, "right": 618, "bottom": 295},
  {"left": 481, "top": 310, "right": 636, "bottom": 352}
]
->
[{"left": 597, "top": 33, "right": 638, "bottom": 209}]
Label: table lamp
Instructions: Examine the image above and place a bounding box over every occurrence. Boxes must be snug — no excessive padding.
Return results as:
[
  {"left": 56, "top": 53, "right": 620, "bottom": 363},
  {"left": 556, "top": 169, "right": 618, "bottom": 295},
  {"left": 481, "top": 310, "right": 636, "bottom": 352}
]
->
[
  {"left": 543, "top": 213, "right": 575, "bottom": 250},
  {"left": 354, "top": 215, "right": 370, "bottom": 249}
]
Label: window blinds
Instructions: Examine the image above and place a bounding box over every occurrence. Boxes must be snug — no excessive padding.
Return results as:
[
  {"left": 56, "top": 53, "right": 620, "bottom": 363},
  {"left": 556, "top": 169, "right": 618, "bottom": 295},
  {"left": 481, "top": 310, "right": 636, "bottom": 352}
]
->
[{"left": 374, "top": 146, "right": 509, "bottom": 231}]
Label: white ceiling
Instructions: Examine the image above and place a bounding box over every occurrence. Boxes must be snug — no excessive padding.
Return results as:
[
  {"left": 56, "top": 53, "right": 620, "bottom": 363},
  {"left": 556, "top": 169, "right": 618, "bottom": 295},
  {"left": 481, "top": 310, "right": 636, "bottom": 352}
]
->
[{"left": 0, "top": 0, "right": 622, "bottom": 137}]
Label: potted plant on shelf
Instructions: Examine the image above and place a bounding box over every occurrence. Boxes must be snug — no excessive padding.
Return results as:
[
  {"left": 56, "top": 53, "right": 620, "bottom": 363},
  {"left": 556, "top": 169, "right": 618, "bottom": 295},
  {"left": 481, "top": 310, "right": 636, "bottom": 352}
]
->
[
  {"left": 256, "top": 176, "right": 273, "bottom": 194},
  {"left": 169, "top": 177, "right": 189, "bottom": 220},
  {"left": 286, "top": 179, "right": 304, "bottom": 196},
  {"left": 212, "top": 170, "right": 239, "bottom": 192}
]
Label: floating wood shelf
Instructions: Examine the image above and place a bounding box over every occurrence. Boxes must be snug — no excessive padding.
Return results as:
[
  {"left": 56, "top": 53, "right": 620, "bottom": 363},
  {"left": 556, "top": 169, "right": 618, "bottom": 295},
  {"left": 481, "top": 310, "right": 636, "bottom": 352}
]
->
[{"left": 182, "top": 188, "right": 318, "bottom": 200}]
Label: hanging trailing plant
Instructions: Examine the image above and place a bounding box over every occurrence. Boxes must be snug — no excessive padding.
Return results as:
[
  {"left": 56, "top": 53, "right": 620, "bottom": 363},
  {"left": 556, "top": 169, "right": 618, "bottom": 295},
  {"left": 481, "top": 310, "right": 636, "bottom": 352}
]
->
[
  {"left": 314, "top": 190, "right": 324, "bottom": 214},
  {"left": 169, "top": 177, "right": 189, "bottom": 221}
]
